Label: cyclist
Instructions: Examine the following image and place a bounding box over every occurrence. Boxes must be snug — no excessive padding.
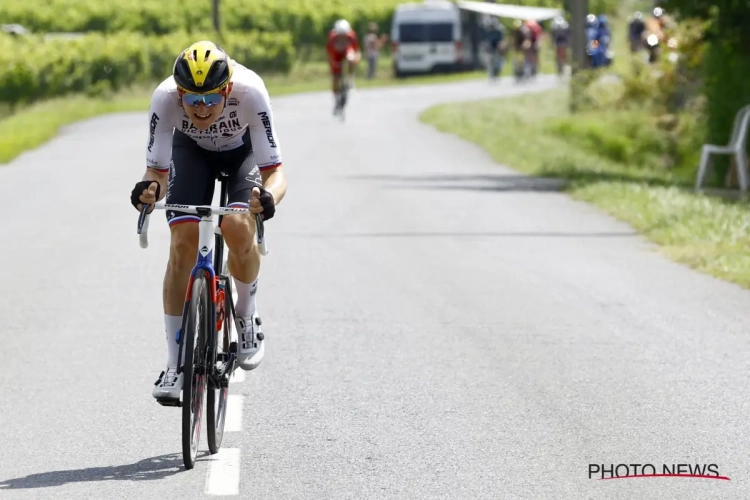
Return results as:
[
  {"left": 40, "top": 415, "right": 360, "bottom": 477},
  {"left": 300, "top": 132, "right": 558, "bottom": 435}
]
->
[
  {"left": 485, "top": 18, "right": 506, "bottom": 80},
  {"left": 524, "top": 19, "right": 543, "bottom": 76},
  {"left": 549, "top": 15, "right": 570, "bottom": 75},
  {"left": 511, "top": 20, "right": 533, "bottom": 78},
  {"left": 326, "top": 19, "right": 361, "bottom": 114},
  {"left": 129, "top": 40, "right": 288, "bottom": 403},
  {"left": 628, "top": 11, "right": 646, "bottom": 53}
]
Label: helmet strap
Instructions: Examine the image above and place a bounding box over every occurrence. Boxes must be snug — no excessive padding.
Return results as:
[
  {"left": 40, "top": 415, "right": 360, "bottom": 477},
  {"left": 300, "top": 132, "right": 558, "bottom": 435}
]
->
[{"left": 219, "top": 82, "right": 233, "bottom": 114}]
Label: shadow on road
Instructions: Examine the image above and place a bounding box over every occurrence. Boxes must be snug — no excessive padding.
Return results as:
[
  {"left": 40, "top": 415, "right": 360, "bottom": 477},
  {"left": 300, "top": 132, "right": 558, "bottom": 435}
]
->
[
  {"left": 296, "top": 230, "right": 636, "bottom": 238},
  {"left": 0, "top": 452, "right": 209, "bottom": 489},
  {"left": 343, "top": 173, "right": 566, "bottom": 193},
  {"left": 344, "top": 167, "right": 691, "bottom": 193}
]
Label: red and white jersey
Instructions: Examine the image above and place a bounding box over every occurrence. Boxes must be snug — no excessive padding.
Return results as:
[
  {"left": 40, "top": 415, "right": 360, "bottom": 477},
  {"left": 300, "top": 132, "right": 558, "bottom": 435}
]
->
[{"left": 326, "top": 30, "right": 360, "bottom": 60}]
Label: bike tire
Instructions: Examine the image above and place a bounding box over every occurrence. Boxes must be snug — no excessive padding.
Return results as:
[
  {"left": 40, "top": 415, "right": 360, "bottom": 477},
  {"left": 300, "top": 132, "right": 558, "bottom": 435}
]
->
[
  {"left": 182, "top": 272, "right": 210, "bottom": 470},
  {"left": 207, "top": 274, "right": 232, "bottom": 454}
]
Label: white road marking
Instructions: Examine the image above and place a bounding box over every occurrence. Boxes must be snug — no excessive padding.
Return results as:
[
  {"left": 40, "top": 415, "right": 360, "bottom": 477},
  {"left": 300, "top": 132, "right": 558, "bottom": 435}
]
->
[
  {"left": 224, "top": 395, "right": 244, "bottom": 432},
  {"left": 205, "top": 448, "right": 241, "bottom": 496},
  {"left": 229, "top": 369, "right": 245, "bottom": 383}
]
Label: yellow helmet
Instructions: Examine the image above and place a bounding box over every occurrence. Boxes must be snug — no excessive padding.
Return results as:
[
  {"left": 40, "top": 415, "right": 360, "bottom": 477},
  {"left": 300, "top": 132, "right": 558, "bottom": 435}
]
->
[{"left": 173, "top": 40, "right": 233, "bottom": 93}]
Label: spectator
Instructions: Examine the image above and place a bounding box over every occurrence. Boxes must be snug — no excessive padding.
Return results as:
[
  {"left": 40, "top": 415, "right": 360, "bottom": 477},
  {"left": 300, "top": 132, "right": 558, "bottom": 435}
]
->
[
  {"left": 485, "top": 18, "right": 505, "bottom": 80},
  {"left": 364, "top": 22, "right": 388, "bottom": 80}
]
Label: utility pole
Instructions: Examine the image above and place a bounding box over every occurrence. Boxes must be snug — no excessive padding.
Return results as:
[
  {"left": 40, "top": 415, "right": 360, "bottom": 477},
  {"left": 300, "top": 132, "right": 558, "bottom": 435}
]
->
[
  {"left": 569, "top": 0, "right": 588, "bottom": 112},
  {"left": 213, "top": 0, "right": 220, "bottom": 32}
]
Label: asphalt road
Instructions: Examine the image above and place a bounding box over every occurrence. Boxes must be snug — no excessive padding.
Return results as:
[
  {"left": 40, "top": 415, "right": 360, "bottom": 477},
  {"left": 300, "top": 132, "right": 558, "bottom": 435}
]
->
[{"left": 1, "top": 74, "right": 749, "bottom": 500}]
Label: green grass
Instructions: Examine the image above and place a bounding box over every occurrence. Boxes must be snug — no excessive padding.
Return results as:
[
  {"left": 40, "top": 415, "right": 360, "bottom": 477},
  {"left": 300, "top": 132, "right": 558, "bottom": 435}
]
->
[
  {"left": 0, "top": 39, "right": 572, "bottom": 165},
  {"left": 0, "top": 88, "right": 152, "bottom": 164},
  {"left": 419, "top": 87, "right": 750, "bottom": 288},
  {"left": 0, "top": 54, "right": 496, "bottom": 164}
]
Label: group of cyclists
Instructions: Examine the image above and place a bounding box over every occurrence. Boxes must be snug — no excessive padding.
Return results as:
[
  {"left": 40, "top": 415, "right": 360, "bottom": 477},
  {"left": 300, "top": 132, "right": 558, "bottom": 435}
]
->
[
  {"left": 484, "top": 16, "right": 569, "bottom": 80},
  {"left": 482, "top": 6, "right": 676, "bottom": 78}
]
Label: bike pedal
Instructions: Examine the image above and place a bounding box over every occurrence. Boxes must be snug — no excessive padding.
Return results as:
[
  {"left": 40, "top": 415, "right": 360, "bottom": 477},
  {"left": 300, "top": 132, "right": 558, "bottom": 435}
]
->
[{"left": 229, "top": 341, "right": 238, "bottom": 353}]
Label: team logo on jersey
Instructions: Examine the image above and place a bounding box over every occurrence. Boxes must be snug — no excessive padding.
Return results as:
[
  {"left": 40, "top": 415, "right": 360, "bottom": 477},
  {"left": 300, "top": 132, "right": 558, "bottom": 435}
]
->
[
  {"left": 147, "top": 112, "right": 160, "bottom": 152},
  {"left": 181, "top": 116, "right": 243, "bottom": 137},
  {"left": 257, "top": 111, "right": 277, "bottom": 148},
  {"left": 228, "top": 97, "right": 239, "bottom": 107}
]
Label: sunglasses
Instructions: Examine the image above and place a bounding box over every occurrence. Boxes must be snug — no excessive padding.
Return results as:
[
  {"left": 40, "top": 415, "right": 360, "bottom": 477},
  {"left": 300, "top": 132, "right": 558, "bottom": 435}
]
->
[{"left": 181, "top": 92, "right": 224, "bottom": 107}]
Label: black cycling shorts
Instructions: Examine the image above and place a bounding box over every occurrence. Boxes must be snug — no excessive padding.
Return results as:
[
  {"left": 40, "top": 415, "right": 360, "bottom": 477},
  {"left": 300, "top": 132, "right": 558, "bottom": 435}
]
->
[{"left": 165, "top": 129, "right": 262, "bottom": 226}]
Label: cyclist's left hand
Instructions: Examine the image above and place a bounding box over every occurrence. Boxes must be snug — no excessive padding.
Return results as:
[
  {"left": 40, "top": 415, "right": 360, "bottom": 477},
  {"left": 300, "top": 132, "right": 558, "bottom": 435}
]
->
[{"left": 250, "top": 186, "right": 275, "bottom": 220}]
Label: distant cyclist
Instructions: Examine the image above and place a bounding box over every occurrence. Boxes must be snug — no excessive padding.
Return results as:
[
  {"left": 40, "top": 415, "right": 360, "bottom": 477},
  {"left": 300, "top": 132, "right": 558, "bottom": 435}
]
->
[
  {"left": 550, "top": 16, "right": 570, "bottom": 75},
  {"left": 511, "top": 20, "right": 533, "bottom": 78},
  {"left": 628, "top": 11, "right": 646, "bottom": 53},
  {"left": 524, "top": 19, "right": 543, "bottom": 76},
  {"left": 130, "top": 40, "right": 288, "bottom": 403},
  {"left": 326, "top": 19, "right": 361, "bottom": 115},
  {"left": 485, "top": 18, "right": 506, "bottom": 80}
]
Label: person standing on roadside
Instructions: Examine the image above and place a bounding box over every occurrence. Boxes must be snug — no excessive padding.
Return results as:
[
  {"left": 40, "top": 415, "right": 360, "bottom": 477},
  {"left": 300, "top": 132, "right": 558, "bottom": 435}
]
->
[{"left": 364, "top": 22, "right": 388, "bottom": 80}]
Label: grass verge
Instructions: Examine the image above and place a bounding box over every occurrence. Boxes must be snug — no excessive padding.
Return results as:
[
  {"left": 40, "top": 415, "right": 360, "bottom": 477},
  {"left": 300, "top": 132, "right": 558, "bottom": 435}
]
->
[
  {"left": 419, "top": 87, "right": 750, "bottom": 288},
  {"left": 0, "top": 90, "right": 152, "bottom": 164}
]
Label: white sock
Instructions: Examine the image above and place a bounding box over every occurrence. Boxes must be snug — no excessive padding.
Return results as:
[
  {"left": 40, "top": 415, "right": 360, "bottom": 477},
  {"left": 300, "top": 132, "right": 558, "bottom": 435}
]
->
[
  {"left": 234, "top": 277, "right": 258, "bottom": 319},
  {"left": 165, "top": 314, "right": 182, "bottom": 369}
]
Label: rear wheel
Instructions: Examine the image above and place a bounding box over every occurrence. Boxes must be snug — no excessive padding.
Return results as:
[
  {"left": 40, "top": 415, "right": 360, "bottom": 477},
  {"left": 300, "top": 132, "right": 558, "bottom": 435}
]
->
[
  {"left": 182, "top": 272, "right": 210, "bottom": 470},
  {"left": 335, "top": 85, "right": 348, "bottom": 122}
]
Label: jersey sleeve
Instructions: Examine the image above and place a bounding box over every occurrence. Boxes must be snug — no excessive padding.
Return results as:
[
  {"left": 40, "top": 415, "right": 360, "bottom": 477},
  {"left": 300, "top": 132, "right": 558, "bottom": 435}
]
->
[
  {"left": 244, "top": 79, "right": 283, "bottom": 171},
  {"left": 145, "top": 85, "right": 176, "bottom": 172}
]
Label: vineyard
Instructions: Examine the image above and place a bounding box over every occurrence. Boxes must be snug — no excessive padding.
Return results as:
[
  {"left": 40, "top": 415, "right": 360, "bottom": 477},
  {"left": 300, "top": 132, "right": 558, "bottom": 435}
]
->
[
  {"left": 0, "top": 0, "right": 566, "bottom": 44},
  {"left": 0, "top": 31, "right": 295, "bottom": 105},
  {"left": 1, "top": 0, "right": 576, "bottom": 105}
]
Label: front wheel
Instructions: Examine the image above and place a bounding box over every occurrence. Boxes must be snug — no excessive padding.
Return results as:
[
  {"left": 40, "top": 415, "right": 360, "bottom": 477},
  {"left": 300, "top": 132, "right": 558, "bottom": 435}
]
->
[
  {"left": 182, "top": 272, "right": 210, "bottom": 470},
  {"left": 207, "top": 275, "right": 233, "bottom": 454}
]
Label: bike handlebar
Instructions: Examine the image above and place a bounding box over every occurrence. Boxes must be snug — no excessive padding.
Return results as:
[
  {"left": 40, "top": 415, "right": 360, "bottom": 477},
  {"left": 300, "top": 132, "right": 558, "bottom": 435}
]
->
[{"left": 137, "top": 203, "right": 268, "bottom": 255}]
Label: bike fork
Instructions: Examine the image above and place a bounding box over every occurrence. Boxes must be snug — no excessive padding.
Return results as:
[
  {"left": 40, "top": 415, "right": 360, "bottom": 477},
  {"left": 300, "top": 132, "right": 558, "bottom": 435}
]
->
[{"left": 176, "top": 216, "right": 217, "bottom": 374}]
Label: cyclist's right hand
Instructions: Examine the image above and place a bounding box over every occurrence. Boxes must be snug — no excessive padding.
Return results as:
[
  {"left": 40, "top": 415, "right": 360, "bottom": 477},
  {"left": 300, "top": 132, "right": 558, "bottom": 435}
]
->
[{"left": 130, "top": 180, "right": 161, "bottom": 212}]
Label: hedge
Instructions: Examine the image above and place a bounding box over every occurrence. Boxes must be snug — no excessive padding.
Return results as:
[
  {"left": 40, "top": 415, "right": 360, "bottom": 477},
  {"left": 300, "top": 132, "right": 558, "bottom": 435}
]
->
[
  {"left": 0, "top": 31, "right": 295, "bottom": 105},
  {"left": 0, "top": 0, "right": 567, "bottom": 45}
]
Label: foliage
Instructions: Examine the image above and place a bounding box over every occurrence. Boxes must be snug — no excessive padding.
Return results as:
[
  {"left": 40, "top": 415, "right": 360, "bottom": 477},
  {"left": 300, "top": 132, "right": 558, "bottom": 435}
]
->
[
  {"left": 0, "top": 0, "right": 572, "bottom": 45},
  {"left": 561, "top": 0, "right": 620, "bottom": 15},
  {"left": 0, "top": 31, "right": 295, "bottom": 106},
  {"left": 616, "top": 17, "right": 707, "bottom": 113},
  {"left": 660, "top": 0, "right": 750, "bottom": 185},
  {"left": 555, "top": 16, "right": 708, "bottom": 177}
]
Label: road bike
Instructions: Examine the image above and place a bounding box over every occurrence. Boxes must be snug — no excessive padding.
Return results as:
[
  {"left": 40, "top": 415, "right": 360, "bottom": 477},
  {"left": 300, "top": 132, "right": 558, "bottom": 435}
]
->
[
  {"left": 334, "top": 76, "right": 351, "bottom": 121},
  {"left": 136, "top": 173, "right": 268, "bottom": 470},
  {"left": 333, "top": 58, "right": 355, "bottom": 121}
]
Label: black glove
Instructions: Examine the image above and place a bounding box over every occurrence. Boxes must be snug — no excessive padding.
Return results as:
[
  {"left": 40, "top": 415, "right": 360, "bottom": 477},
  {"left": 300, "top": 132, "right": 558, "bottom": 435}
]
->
[
  {"left": 130, "top": 180, "right": 161, "bottom": 210},
  {"left": 257, "top": 187, "right": 275, "bottom": 220}
]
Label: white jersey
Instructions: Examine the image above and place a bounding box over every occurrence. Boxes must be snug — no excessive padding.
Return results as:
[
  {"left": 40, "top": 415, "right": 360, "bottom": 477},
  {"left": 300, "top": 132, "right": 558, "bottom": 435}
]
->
[{"left": 146, "top": 61, "right": 282, "bottom": 172}]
